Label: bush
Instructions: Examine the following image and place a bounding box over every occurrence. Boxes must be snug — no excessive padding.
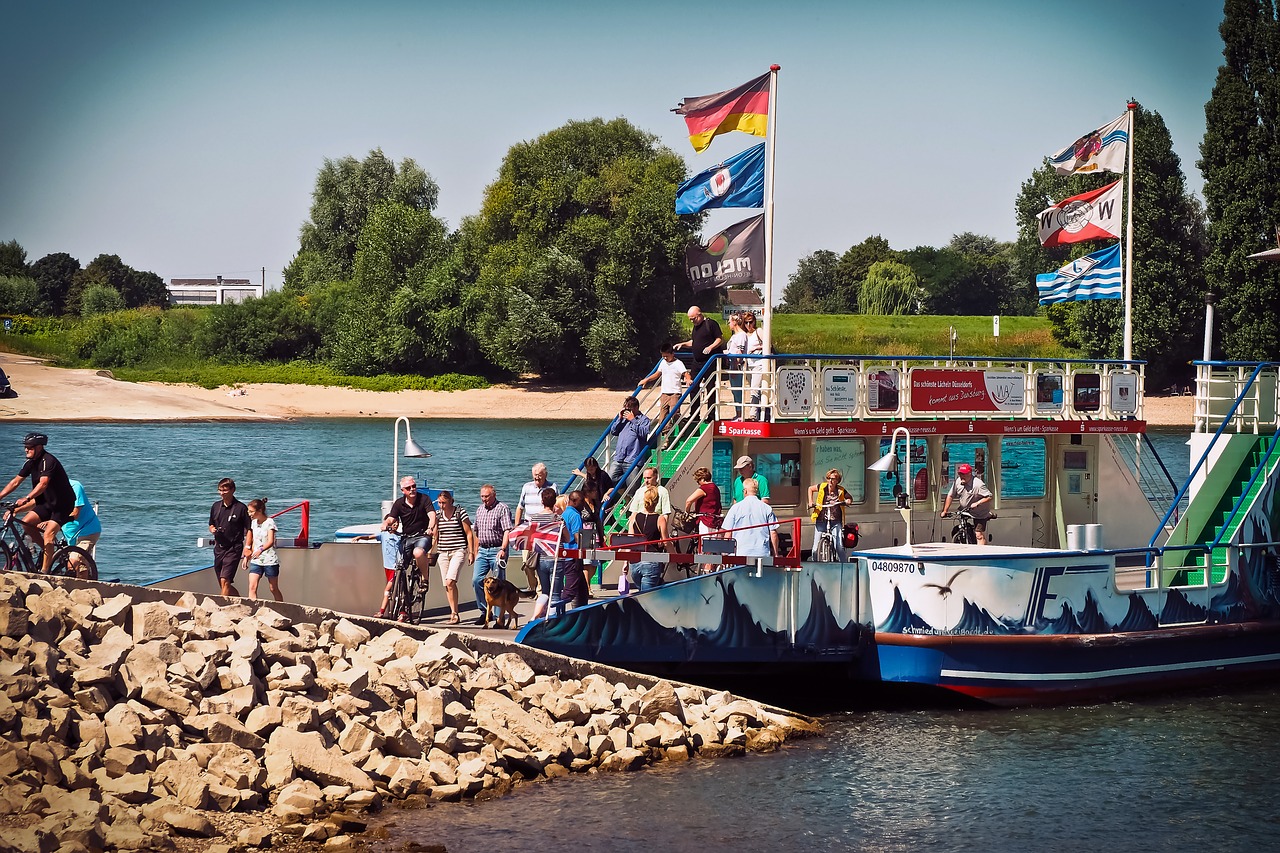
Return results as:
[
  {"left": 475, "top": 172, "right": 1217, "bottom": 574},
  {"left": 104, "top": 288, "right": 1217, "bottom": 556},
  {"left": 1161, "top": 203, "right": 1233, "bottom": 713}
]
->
[{"left": 80, "top": 283, "right": 125, "bottom": 316}]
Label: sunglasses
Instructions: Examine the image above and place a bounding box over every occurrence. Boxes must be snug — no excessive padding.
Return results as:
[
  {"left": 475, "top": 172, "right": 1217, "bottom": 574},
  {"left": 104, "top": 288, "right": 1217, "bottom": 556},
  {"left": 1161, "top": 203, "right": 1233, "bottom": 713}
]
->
[{"left": 401, "top": 486, "right": 416, "bottom": 492}]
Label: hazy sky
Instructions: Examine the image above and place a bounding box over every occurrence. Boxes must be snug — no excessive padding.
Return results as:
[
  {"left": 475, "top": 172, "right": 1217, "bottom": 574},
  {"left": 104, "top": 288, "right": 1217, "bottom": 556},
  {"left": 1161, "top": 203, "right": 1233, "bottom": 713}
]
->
[{"left": 0, "top": 0, "right": 1225, "bottom": 295}]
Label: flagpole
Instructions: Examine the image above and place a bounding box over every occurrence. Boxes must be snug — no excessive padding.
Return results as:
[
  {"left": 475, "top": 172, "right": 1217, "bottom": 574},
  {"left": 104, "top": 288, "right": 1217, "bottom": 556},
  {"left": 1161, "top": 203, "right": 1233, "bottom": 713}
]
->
[
  {"left": 762, "top": 64, "right": 780, "bottom": 356},
  {"left": 1123, "top": 101, "right": 1137, "bottom": 362}
]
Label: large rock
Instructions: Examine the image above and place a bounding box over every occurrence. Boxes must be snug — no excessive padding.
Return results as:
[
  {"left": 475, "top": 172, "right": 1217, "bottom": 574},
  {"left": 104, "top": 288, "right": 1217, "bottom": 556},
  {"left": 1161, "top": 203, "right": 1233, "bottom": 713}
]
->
[
  {"left": 637, "top": 680, "right": 686, "bottom": 724},
  {"left": 142, "top": 799, "right": 218, "bottom": 837},
  {"left": 331, "top": 619, "right": 370, "bottom": 650},
  {"left": 131, "top": 601, "right": 178, "bottom": 642},
  {"left": 267, "top": 727, "right": 374, "bottom": 791},
  {"left": 473, "top": 689, "right": 567, "bottom": 755}
]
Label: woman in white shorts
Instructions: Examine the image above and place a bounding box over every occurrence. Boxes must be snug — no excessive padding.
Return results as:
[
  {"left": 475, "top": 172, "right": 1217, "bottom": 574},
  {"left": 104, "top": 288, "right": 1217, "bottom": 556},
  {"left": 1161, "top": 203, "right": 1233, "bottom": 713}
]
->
[{"left": 434, "top": 491, "right": 476, "bottom": 624}]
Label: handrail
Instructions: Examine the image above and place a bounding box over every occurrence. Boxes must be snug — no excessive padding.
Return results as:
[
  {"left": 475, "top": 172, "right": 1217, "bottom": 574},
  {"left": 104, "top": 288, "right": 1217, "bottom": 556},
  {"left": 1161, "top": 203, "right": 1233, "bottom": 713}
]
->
[
  {"left": 1149, "top": 362, "right": 1274, "bottom": 548},
  {"left": 563, "top": 364, "right": 657, "bottom": 493},
  {"left": 270, "top": 500, "right": 310, "bottom": 548}
]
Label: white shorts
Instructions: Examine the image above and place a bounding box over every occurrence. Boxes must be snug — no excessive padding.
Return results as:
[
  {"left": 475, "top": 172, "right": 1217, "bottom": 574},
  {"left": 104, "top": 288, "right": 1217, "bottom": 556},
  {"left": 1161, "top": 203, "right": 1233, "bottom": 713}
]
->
[{"left": 437, "top": 548, "right": 467, "bottom": 583}]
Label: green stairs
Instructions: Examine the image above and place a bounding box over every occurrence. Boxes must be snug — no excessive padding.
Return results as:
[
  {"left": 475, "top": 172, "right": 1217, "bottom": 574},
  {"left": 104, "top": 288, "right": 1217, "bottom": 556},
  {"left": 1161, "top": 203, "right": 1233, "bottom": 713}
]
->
[
  {"left": 603, "top": 422, "right": 708, "bottom": 537},
  {"left": 1180, "top": 436, "right": 1275, "bottom": 585}
]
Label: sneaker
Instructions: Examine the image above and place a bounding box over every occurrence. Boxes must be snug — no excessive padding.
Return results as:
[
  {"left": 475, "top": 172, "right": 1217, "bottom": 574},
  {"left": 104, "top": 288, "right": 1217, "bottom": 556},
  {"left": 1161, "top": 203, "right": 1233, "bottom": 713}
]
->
[
  {"left": 397, "top": 612, "right": 408, "bottom": 622},
  {"left": 375, "top": 608, "right": 387, "bottom": 618}
]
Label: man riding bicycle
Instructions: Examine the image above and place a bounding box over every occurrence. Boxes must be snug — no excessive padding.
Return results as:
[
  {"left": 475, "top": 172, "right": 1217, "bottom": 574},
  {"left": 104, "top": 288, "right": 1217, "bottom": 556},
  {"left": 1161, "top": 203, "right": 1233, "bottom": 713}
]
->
[
  {"left": 807, "top": 468, "right": 854, "bottom": 561},
  {"left": 0, "top": 432, "right": 76, "bottom": 574},
  {"left": 940, "top": 462, "right": 993, "bottom": 545}
]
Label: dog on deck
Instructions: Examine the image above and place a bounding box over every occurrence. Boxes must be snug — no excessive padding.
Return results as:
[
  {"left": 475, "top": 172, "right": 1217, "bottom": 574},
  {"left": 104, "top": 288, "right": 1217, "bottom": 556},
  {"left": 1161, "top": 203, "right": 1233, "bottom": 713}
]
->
[{"left": 482, "top": 575, "right": 522, "bottom": 629}]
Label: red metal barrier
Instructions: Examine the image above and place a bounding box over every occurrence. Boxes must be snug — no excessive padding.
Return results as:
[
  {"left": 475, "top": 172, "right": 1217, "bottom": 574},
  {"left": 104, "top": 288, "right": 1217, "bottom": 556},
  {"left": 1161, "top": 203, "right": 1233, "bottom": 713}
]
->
[{"left": 270, "top": 500, "right": 311, "bottom": 548}]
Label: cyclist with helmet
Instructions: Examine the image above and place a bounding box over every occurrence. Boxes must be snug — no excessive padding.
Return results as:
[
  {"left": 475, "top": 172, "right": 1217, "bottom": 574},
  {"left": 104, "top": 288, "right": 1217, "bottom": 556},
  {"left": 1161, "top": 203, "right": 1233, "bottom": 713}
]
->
[
  {"left": 0, "top": 433, "right": 76, "bottom": 573},
  {"left": 940, "top": 462, "right": 993, "bottom": 545}
]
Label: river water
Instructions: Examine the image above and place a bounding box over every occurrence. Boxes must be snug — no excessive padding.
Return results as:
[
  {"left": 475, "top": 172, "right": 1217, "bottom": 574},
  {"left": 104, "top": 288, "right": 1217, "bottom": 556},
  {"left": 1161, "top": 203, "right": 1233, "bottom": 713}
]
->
[{"left": 5, "top": 420, "right": 1277, "bottom": 851}]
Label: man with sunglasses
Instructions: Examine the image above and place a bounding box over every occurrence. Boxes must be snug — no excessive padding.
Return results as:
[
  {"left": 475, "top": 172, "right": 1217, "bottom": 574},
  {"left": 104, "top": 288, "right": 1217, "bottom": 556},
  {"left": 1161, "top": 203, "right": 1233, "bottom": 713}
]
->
[{"left": 384, "top": 476, "right": 437, "bottom": 587}]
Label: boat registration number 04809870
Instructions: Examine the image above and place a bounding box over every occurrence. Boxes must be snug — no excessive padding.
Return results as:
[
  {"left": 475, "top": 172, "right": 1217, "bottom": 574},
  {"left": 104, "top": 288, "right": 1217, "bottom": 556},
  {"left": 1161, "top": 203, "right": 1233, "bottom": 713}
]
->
[{"left": 870, "top": 560, "right": 918, "bottom": 574}]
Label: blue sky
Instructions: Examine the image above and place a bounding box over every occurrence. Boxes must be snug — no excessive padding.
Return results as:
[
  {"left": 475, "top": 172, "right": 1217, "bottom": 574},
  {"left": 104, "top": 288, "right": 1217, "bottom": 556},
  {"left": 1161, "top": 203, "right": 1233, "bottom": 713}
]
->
[{"left": 0, "top": 0, "right": 1225, "bottom": 296}]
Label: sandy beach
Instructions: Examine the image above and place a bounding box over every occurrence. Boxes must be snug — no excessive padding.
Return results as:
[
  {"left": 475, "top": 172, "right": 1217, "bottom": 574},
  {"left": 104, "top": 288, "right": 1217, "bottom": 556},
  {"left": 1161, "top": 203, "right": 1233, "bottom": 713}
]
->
[{"left": 0, "top": 350, "right": 1196, "bottom": 426}]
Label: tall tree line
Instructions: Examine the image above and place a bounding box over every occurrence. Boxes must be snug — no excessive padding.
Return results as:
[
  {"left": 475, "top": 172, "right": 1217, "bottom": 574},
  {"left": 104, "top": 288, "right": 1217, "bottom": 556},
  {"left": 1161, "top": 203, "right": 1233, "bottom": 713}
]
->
[{"left": 1200, "top": 0, "right": 1280, "bottom": 361}]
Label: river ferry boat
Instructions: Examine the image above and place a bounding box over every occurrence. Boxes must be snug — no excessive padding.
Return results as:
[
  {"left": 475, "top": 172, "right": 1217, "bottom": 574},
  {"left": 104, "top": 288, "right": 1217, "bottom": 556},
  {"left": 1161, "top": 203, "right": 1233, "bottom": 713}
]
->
[{"left": 511, "top": 355, "right": 1280, "bottom": 707}]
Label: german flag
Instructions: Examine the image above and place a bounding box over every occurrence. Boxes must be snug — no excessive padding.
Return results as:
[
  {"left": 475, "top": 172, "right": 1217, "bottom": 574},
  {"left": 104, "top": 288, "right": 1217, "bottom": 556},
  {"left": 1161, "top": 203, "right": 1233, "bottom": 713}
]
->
[{"left": 674, "top": 72, "right": 770, "bottom": 153}]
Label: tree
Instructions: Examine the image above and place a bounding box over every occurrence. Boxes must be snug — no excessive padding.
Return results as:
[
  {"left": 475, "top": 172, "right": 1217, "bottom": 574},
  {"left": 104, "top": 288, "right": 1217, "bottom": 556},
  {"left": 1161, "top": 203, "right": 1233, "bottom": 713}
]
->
[
  {"left": 28, "top": 252, "right": 80, "bottom": 316},
  {"left": 327, "top": 200, "right": 450, "bottom": 374},
  {"left": 1014, "top": 103, "right": 1205, "bottom": 387},
  {"left": 1199, "top": 0, "right": 1280, "bottom": 361},
  {"left": 285, "top": 149, "right": 440, "bottom": 292},
  {"left": 834, "top": 235, "right": 896, "bottom": 313},
  {"left": 69, "top": 255, "right": 167, "bottom": 315},
  {"left": 0, "top": 240, "right": 27, "bottom": 278},
  {"left": 779, "top": 249, "right": 840, "bottom": 313},
  {"left": 0, "top": 276, "right": 44, "bottom": 315},
  {"left": 460, "top": 118, "right": 698, "bottom": 381},
  {"left": 859, "top": 260, "right": 921, "bottom": 315}
]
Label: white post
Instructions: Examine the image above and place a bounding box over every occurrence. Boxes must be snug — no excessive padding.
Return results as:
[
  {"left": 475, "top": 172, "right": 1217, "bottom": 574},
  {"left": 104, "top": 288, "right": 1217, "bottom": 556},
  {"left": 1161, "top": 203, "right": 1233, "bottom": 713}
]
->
[
  {"left": 761, "top": 64, "right": 780, "bottom": 356},
  {"left": 1203, "top": 293, "right": 1215, "bottom": 362},
  {"left": 1123, "top": 102, "right": 1137, "bottom": 362}
]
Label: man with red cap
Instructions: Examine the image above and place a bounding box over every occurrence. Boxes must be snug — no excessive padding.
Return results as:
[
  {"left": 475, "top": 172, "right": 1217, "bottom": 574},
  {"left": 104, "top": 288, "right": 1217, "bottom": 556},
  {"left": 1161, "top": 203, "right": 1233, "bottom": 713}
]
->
[{"left": 940, "top": 462, "right": 993, "bottom": 544}]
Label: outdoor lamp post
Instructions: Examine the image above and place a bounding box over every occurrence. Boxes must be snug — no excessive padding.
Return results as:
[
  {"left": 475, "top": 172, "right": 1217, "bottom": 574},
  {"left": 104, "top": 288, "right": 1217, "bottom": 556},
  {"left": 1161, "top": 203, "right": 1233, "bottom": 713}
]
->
[
  {"left": 392, "top": 416, "right": 431, "bottom": 498},
  {"left": 869, "top": 425, "right": 914, "bottom": 547}
]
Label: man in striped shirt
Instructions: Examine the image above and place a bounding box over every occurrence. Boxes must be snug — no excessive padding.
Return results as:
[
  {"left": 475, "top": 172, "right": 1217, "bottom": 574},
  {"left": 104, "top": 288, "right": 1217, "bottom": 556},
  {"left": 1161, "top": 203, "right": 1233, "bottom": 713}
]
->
[{"left": 471, "top": 484, "right": 513, "bottom": 626}]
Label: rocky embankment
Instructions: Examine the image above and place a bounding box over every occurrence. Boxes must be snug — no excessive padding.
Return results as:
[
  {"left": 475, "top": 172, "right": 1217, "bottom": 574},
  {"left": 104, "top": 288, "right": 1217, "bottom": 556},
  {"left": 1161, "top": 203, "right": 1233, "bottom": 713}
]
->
[{"left": 0, "top": 573, "right": 819, "bottom": 852}]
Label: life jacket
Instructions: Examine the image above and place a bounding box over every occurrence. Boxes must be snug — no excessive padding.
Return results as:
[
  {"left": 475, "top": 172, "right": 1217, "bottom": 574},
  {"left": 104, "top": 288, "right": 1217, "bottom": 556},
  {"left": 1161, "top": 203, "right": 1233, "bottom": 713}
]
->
[{"left": 811, "top": 482, "right": 849, "bottom": 522}]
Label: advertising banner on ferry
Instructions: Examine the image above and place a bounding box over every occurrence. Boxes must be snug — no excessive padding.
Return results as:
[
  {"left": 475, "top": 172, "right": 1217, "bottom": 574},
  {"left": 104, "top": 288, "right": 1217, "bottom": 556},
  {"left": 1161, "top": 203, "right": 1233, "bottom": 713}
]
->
[{"left": 909, "top": 369, "right": 1026, "bottom": 414}]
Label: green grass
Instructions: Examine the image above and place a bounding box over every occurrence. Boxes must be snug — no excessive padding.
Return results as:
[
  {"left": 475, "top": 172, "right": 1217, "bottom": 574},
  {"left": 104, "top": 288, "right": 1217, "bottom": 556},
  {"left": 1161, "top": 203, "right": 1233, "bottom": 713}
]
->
[
  {"left": 108, "top": 361, "right": 489, "bottom": 392},
  {"left": 676, "top": 312, "right": 1073, "bottom": 359},
  {"left": 773, "top": 314, "right": 1071, "bottom": 358}
]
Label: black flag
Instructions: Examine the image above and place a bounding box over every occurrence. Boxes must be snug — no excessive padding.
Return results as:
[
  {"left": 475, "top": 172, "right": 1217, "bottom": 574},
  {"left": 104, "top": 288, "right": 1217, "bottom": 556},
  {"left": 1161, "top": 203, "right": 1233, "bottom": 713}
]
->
[{"left": 684, "top": 214, "right": 765, "bottom": 291}]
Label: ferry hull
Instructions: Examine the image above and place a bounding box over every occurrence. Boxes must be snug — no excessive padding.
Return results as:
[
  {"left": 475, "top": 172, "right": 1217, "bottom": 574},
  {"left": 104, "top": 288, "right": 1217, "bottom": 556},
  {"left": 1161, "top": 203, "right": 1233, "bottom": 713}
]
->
[{"left": 870, "top": 622, "right": 1280, "bottom": 706}]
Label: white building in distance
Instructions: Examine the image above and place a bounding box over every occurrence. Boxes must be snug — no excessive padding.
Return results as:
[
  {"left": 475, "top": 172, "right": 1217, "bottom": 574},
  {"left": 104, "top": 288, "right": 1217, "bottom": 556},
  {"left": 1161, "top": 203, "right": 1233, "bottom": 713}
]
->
[{"left": 167, "top": 276, "right": 263, "bottom": 306}]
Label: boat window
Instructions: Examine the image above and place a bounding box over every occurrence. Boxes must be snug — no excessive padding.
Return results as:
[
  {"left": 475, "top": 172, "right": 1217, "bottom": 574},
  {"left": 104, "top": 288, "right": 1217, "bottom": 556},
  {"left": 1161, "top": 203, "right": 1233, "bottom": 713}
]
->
[
  {"left": 712, "top": 438, "right": 736, "bottom": 504},
  {"left": 747, "top": 440, "right": 802, "bottom": 506},
  {"left": 999, "top": 437, "right": 1047, "bottom": 498},
  {"left": 879, "top": 436, "right": 929, "bottom": 503},
  {"left": 811, "top": 439, "right": 866, "bottom": 504},
  {"left": 942, "top": 438, "right": 990, "bottom": 483}
]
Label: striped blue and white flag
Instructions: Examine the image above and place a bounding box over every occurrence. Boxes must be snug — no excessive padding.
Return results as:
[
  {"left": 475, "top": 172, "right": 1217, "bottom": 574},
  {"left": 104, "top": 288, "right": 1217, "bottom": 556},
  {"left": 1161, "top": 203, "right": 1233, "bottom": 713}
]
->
[{"left": 1036, "top": 244, "right": 1122, "bottom": 303}]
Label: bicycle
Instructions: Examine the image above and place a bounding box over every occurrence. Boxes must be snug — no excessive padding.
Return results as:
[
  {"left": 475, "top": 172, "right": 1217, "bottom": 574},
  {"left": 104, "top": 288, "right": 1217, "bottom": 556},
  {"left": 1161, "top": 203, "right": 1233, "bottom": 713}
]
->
[
  {"left": 386, "top": 536, "right": 431, "bottom": 623},
  {"left": 944, "top": 509, "right": 993, "bottom": 545},
  {"left": 0, "top": 501, "right": 98, "bottom": 579},
  {"left": 809, "top": 497, "right": 852, "bottom": 562}
]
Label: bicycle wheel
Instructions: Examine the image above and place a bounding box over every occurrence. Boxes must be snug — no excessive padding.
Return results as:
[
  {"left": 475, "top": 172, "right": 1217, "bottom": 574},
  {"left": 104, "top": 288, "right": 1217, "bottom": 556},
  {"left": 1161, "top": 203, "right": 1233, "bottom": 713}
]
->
[
  {"left": 387, "top": 569, "right": 410, "bottom": 620},
  {"left": 402, "top": 571, "right": 427, "bottom": 624},
  {"left": 814, "top": 534, "right": 834, "bottom": 563},
  {"left": 0, "top": 538, "right": 13, "bottom": 572},
  {"left": 49, "top": 546, "right": 97, "bottom": 579}
]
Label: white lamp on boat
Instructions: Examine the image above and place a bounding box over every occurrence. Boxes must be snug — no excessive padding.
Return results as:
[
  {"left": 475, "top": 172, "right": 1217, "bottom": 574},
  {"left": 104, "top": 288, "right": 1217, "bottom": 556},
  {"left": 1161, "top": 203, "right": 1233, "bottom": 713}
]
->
[
  {"left": 392, "top": 416, "right": 431, "bottom": 499},
  {"left": 869, "top": 426, "right": 914, "bottom": 547}
]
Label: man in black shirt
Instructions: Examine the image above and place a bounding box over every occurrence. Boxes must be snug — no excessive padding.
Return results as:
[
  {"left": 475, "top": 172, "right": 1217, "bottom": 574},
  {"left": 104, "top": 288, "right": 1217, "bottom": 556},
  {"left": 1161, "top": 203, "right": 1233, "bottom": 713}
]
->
[
  {"left": 0, "top": 432, "right": 75, "bottom": 574},
  {"left": 673, "top": 305, "right": 725, "bottom": 420},
  {"left": 209, "top": 477, "right": 251, "bottom": 596},
  {"left": 384, "top": 476, "right": 437, "bottom": 586}
]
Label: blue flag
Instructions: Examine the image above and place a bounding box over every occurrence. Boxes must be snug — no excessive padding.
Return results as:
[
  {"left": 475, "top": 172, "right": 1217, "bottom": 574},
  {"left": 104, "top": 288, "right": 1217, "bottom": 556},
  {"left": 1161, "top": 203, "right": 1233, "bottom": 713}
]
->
[
  {"left": 1036, "top": 244, "right": 1122, "bottom": 303},
  {"left": 675, "top": 143, "right": 765, "bottom": 215}
]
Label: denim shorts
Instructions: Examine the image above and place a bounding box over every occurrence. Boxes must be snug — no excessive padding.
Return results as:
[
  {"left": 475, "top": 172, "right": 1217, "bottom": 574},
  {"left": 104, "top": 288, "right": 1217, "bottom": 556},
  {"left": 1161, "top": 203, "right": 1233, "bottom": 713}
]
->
[{"left": 248, "top": 562, "right": 280, "bottom": 578}]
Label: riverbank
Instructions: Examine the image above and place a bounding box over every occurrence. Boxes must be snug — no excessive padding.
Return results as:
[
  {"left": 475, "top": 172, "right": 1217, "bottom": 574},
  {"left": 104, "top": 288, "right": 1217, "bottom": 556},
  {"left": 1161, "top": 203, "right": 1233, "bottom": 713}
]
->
[
  {"left": 0, "top": 351, "right": 1196, "bottom": 425},
  {"left": 0, "top": 572, "right": 818, "bottom": 851}
]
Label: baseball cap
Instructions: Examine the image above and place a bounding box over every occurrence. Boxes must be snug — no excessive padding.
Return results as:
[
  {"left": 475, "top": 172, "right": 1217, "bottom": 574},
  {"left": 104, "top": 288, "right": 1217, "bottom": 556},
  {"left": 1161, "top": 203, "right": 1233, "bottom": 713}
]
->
[
  {"left": 957, "top": 463, "right": 972, "bottom": 475},
  {"left": 733, "top": 455, "right": 753, "bottom": 469}
]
